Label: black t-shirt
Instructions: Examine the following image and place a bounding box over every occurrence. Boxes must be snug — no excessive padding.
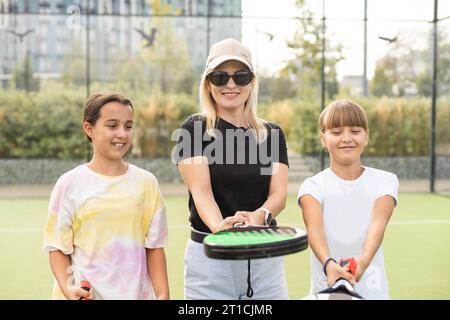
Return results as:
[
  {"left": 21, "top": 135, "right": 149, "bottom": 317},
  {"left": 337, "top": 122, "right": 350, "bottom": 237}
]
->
[{"left": 173, "top": 114, "right": 289, "bottom": 233}]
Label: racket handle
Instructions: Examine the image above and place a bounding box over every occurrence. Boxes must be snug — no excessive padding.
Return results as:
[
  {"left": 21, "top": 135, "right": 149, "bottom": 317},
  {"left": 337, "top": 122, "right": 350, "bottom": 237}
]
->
[
  {"left": 79, "top": 281, "right": 92, "bottom": 300},
  {"left": 340, "top": 258, "right": 357, "bottom": 276}
]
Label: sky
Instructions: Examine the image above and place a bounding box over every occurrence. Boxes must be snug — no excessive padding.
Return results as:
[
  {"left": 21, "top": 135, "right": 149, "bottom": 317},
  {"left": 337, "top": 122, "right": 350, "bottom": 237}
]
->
[{"left": 241, "top": 0, "right": 450, "bottom": 79}]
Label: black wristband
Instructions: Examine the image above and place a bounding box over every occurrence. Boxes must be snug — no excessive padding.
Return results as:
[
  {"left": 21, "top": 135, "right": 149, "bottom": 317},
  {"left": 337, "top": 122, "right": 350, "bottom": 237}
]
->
[{"left": 323, "top": 257, "right": 337, "bottom": 276}]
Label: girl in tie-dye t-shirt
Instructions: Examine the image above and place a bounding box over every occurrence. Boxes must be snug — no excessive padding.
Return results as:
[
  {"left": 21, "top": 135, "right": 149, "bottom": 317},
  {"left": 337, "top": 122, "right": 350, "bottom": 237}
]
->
[{"left": 43, "top": 92, "right": 169, "bottom": 300}]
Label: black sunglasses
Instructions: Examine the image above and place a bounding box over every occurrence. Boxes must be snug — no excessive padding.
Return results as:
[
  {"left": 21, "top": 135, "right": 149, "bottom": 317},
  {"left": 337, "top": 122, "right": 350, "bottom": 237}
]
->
[{"left": 206, "top": 70, "right": 254, "bottom": 86}]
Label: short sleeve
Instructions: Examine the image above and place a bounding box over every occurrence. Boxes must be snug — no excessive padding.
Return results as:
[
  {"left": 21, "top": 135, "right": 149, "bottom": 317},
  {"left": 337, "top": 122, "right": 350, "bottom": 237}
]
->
[
  {"left": 43, "top": 177, "right": 75, "bottom": 255},
  {"left": 144, "top": 183, "right": 168, "bottom": 249},
  {"left": 375, "top": 172, "right": 399, "bottom": 207},
  {"left": 297, "top": 178, "right": 323, "bottom": 208},
  {"left": 267, "top": 123, "right": 289, "bottom": 167},
  {"left": 172, "top": 115, "right": 205, "bottom": 164}
]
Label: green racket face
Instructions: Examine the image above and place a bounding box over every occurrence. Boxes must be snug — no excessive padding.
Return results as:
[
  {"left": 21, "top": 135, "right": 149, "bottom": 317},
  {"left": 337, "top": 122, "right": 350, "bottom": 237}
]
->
[
  {"left": 203, "top": 226, "right": 308, "bottom": 260},
  {"left": 204, "top": 228, "right": 298, "bottom": 246}
]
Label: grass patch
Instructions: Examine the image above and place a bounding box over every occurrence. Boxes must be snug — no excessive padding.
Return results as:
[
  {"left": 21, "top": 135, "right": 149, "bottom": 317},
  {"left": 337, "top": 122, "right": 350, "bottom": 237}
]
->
[{"left": 0, "top": 193, "right": 449, "bottom": 299}]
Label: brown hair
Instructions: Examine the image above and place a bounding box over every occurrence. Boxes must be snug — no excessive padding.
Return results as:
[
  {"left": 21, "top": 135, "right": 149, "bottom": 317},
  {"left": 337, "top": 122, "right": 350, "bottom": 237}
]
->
[
  {"left": 319, "top": 99, "right": 368, "bottom": 133},
  {"left": 83, "top": 92, "right": 133, "bottom": 142}
]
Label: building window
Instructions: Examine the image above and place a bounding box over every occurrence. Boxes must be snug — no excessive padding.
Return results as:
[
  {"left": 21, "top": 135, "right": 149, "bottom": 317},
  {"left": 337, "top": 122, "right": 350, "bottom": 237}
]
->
[
  {"left": 112, "top": 0, "right": 119, "bottom": 14},
  {"left": 125, "top": 0, "right": 130, "bottom": 15}
]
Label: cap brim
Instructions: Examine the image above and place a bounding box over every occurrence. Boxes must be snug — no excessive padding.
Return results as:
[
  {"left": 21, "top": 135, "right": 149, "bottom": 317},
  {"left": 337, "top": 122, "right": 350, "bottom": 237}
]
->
[{"left": 207, "top": 55, "right": 253, "bottom": 71}]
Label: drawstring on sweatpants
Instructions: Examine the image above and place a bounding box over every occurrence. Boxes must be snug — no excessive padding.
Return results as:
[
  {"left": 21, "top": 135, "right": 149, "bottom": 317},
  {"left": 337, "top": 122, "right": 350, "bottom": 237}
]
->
[{"left": 246, "top": 259, "right": 254, "bottom": 298}]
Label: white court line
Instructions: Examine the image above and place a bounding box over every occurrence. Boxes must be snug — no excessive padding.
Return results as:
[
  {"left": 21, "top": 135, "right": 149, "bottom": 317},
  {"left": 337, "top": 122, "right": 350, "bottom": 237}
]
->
[
  {"left": 1, "top": 220, "right": 450, "bottom": 233},
  {"left": 0, "top": 225, "right": 190, "bottom": 233},
  {"left": 283, "top": 220, "right": 450, "bottom": 226},
  {"left": 0, "top": 227, "right": 41, "bottom": 233},
  {"left": 390, "top": 220, "right": 450, "bottom": 225}
]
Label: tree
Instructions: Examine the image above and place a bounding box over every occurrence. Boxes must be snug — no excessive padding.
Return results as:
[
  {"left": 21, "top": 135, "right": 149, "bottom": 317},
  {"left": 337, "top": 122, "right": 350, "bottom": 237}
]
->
[
  {"left": 138, "top": 0, "right": 195, "bottom": 94},
  {"left": 370, "top": 59, "right": 395, "bottom": 97},
  {"left": 258, "top": 76, "right": 297, "bottom": 103},
  {"left": 13, "top": 54, "right": 40, "bottom": 91},
  {"left": 114, "top": 52, "right": 148, "bottom": 91},
  {"left": 371, "top": 36, "right": 425, "bottom": 97},
  {"left": 281, "top": 0, "right": 344, "bottom": 100},
  {"left": 371, "top": 31, "right": 450, "bottom": 97},
  {"left": 60, "top": 38, "right": 97, "bottom": 87},
  {"left": 133, "top": 85, "right": 197, "bottom": 157},
  {"left": 417, "top": 31, "right": 450, "bottom": 97},
  {"left": 0, "top": 84, "right": 87, "bottom": 159}
]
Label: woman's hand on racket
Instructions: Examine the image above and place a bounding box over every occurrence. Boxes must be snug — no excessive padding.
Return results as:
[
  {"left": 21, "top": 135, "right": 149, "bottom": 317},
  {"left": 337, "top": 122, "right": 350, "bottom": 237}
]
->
[
  {"left": 213, "top": 215, "right": 248, "bottom": 233},
  {"left": 325, "top": 260, "right": 355, "bottom": 287},
  {"left": 234, "top": 210, "right": 265, "bottom": 225}
]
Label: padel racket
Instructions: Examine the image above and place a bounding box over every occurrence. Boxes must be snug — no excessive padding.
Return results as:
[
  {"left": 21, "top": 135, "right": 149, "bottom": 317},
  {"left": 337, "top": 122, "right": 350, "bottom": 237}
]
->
[
  {"left": 203, "top": 225, "right": 308, "bottom": 260},
  {"left": 79, "top": 281, "right": 93, "bottom": 300},
  {"left": 341, "top": 257, "right": 357, "bottom": 276},
  {"left": 302, "top": 257, "right": 363, "bottom": 300},
  {"left": 302, "top": 278, "right": 363, "bottom": 300}
]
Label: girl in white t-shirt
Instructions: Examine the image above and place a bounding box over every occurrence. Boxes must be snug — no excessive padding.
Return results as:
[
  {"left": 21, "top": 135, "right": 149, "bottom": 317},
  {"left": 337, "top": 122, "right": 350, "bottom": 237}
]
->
[
  {"left": 43, "top": 92, "right": 169, "bottom": 300},
  {"left": 298, "top": 99, "right": 398, "bottom": 299}
]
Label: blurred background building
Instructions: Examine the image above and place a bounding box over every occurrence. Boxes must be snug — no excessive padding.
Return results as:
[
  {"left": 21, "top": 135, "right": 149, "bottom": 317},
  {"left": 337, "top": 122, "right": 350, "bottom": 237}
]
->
[
  {"left": 0, "top": 0, "right": 242, "bottom": 87},
  {"left": 0, "top": 0, "right": 449, "bottom": 194}
]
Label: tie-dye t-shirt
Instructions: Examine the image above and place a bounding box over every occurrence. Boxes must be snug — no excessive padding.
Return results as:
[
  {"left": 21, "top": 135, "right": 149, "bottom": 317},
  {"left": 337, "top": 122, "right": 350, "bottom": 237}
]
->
[{"left": 43, "top": 164, "right": 168, "bottom": 300}]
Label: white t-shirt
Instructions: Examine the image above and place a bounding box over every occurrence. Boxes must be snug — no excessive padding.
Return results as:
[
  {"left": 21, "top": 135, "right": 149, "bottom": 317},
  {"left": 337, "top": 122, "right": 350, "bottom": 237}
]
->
[
  {"left": 44, "top": 164, "right": 168, "bottom": 300},
  {"left": 297, "top": 166, "right": 399, "bottom": 299}
]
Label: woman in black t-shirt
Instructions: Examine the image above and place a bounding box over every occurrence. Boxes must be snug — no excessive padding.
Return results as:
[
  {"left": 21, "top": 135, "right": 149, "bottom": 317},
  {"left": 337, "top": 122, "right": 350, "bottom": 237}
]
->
[{"left": 174, "top": 38, "right": 289, "bottom": 300}]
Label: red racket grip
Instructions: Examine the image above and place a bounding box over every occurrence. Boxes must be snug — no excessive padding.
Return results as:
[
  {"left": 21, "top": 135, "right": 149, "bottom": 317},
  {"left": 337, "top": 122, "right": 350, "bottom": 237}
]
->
[
  {"left": 79, "top": 281, "right": 92, "bottom": 300},
  {"left": 340, "top": 257, "right": 357, "bottom": 276}
]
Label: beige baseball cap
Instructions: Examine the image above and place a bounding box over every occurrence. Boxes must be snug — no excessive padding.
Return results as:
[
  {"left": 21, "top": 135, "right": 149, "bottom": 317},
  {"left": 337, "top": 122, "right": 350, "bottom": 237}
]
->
[{"left": 206, "top": 38, "right": 254, "bottom": 71}]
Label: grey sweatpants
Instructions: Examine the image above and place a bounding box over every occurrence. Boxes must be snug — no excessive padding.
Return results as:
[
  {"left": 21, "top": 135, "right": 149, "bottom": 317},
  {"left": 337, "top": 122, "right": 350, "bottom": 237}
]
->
[{"left": 184, "top": 239, "right": 289, "bottom": 300}]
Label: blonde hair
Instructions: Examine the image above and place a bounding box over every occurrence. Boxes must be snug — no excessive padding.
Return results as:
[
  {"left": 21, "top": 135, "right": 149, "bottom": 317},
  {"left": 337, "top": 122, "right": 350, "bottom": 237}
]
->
[
  {"left": 198, "top": 66, "right": 268, "bottom": 143},
  {"left": 319, "top": 99, "right": 369, "bottom": 134}
]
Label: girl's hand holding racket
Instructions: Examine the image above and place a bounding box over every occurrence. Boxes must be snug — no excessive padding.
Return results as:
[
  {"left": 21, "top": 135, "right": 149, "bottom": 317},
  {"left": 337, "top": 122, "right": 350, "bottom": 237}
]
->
[
  {"left": 351, "top": 256, "right": 370, "bottom": 282},
  {"left": 79, "top": 281, "right": 95, "bottom": 300},
  {"left": 62, "top": 284, "right": 93, "bottom": 300},
  {"left": 325, "top": 260, "right": 355, "bottom": 287}
]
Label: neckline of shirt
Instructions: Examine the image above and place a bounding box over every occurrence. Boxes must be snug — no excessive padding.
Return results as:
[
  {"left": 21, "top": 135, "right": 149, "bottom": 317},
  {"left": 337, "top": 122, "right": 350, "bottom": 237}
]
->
[
  {"left": 83, "top": 163, "right": 132, "bottom": 180},
  {"left": 218, "top": 117, "right": 249, "bottom": 130},
  {"left": 327, "top": 166, "right": 367, "bottom": 184}
]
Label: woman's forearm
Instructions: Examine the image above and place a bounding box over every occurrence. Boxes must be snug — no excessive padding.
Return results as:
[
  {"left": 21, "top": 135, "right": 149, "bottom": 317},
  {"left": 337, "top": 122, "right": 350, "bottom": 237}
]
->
[
  {"left": 263, "top": 162, "right": 288, "bottom": 218},
  {"left": 179, "top": 158, "right": 226, "bottom": 233},
  {"left": 261, "top": 191, "right": 287, "bottom": 218},
  {"left": 191, "top": 189, "right": 225, "bottom": 233}
]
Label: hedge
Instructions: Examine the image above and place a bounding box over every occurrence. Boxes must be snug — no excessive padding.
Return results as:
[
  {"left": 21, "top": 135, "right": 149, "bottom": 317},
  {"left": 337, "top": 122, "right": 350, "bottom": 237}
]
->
[{"left": 1, "top": 85, "right": 448, "bottom": 158}]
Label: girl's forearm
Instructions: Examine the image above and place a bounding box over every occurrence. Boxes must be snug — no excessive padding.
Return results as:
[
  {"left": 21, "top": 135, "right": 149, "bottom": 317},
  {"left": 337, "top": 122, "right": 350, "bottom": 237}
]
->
[
  {"left": 300, "top": 196, "right": 331, "bottom": 265},
  {"left": 146, "top": 248, "right": 170, "bottom": 300},
  {"left": 361, "top": 196, "right": 395, "bottom": 266},
  {"left": 308, "top": 227, "right": 331, "bottom": 265},
  {"left": 49, "top": 250, "right": 72, "bottom": 294},
  {"left": 361, "top": 219, "right": 389, "bottom": 265}
]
